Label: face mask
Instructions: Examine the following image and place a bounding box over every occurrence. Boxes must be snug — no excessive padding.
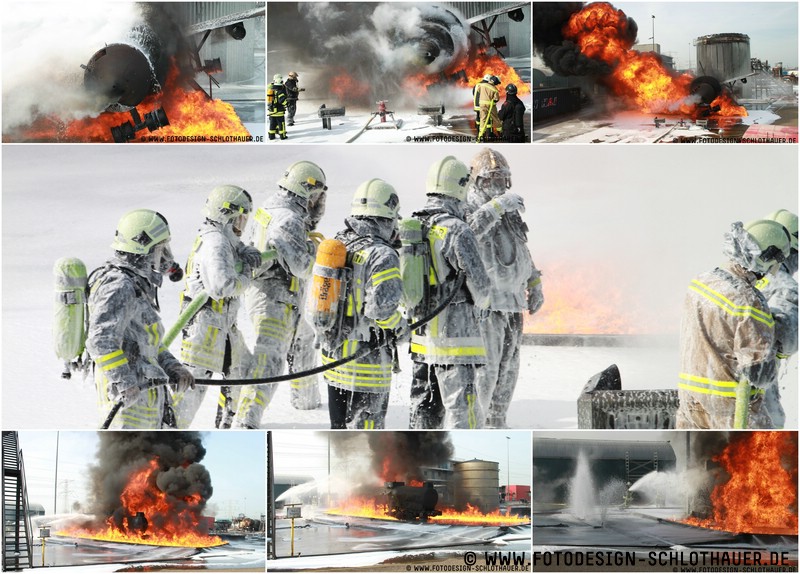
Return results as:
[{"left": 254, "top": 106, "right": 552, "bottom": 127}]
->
[{"left": 153, "top": 242, "right": 183, "bottom": 282}]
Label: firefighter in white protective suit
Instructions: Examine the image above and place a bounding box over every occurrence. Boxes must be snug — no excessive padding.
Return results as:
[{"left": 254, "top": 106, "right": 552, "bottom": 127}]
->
[
  {"left": 234, "top": 161, "right": 328, "bottom": 428},
  {"left": 465, "top": 148, "right": 544, "bottom": 428},
  {"left": 676, "top": 219, "right": 791, "bottom": 429},
  {"left": 87, "top": 209, "right": 194, "bottom": 429},
  {"left": 409, "top": 156, "right": 492, "bottom": 429},
  {"left": 173, "top": 185, "right": 262, "bottom": 428},
  {"left": 317, "top": 179, "right": 406, "bottom": 430},
  {"left": 758, "top": 209, "right": 798, "bottom": 429}
]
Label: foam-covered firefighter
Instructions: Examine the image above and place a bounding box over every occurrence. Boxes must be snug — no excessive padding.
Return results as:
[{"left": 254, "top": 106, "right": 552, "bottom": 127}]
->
[
  {"left": 757, "top": 209, "right": 798, "bottom": 429},
  {"left": 236, "top": 161, "right": 328, "bottom": 428},
  {"left": 466, "top": 148, "right": 543, "bottom": 428},
  {"left": 676, "top": 219, "right": 791, "bottom": 429},
  {"left": 308, "top": 179, "right": 407, "bottom": 429},
  {"left": 474, "top": 75, "right": 502, "bottom": 143},
  {"left": 267, "top": 73, "right": 289, "bottom": 140},
  {"left": 407, "top": 156, "right": 492, "bottom": 429},
  {"left": 53, "top": 209, "right": 194, "bottom": 429},
  {"left": 174, "top": 186, "right": 263, "bottom": 429}
]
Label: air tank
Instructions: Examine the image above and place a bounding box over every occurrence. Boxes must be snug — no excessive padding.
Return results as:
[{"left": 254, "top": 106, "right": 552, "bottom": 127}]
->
[
  {"left": 695, "top": 33, "right": 751, "bottom": 83},
  {"left": 453, "top": 459, "right": 499, "bottom": 513}
]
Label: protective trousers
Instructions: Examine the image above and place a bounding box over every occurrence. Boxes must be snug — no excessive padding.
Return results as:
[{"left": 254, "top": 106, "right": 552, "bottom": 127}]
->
[
  {"left": 328, "top": 386, "right": 390, "bottom": 429},
  {"left": 476, "top": 311, "right": 523, "bottom": 428},
  {"left": 409, "top": 363, "right": 484, "bottom": 429},
  {"left": 235, "top": 297, "right": 300, "bottom": 428},
  {"left": 676, "top": 390, "right": 774, "bottom": 429},
  {"left": 269, "top": 115, "right": 287, "bottom": 140},
  {"left": 289, "top": 317, "right": 321, "bottom": 409},
  {"left": 97, "top": 378, "right": 166, "bottom": 430}
]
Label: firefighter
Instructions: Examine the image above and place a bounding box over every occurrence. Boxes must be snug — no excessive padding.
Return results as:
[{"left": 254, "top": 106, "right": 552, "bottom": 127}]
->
[
  {"left": 409, "top": 156, "right": 492, "bottom": 429},
  {"left": 174, "top": 185, "right": 262, "bottom": 429},
  {"left": 317, "top": 179, "right": 407, "bottom": 430},
  {"left": 284, "top": 71, "right": 304, "bottom": 126},
  {"left": 676, "top": 219, "right": 791, "bottom": 429},
  {"left": 87, "top": 209, "right": 194, "bottom": 429},
  {"left": 758, "top": 209, "right": 798, "bottom": 429},
  {"left": 234, "top": 161, "right": 328, "bottom": 428},
  {"left": 267, "top": 73, "right": 289, "bottom": 140},
  {"left": 466, "top": 148, "right": 543, "bottom": 428},
  {"left": 472, "top": 74, "right": 492, "bottom": 127},
  {"left": 475, "top": 75, "right": 501, "bottom": 142},
  {"left": 498, "top": 84, "right": 526, "bottom": 143}
]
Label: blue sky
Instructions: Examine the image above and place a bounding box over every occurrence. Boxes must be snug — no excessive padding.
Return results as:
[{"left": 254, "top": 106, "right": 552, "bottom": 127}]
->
[
  {"left": 16, "top": 431, "right": 265, "bottom": 520},
  {"left": 615, "top": 2, "right": 798, "bottom": 69}
]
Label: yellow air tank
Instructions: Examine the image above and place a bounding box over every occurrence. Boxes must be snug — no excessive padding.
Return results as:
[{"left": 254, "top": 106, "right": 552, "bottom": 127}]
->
[{"left": 309, "top": 239, "right": 348, "bottom": 331}]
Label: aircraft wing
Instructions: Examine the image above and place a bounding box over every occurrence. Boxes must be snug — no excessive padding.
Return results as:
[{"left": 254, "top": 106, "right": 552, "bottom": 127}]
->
[
  {"left": 184, "top": 6, "right": 266, "bottom": 36},
  {"left": 466, "top": 2, "right": 529, "bottom": 25}
]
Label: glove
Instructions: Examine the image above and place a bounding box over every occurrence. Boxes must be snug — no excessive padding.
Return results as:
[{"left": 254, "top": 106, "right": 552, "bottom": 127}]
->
[
  {"left": 111, "top": 382, "right": 141, "bottom": 407},
  {"left": 527, "top": 281, "right": 544, "bottom": 315},
  {"left": 393, "top": 317, "right": 411, "bottom": 344},
  {"left": 166, "top": 364, "right": 195, "bottom": 393},
  {"left": 490, "top": 193, "right": 525, "bottom": 214},
  {"left": 240, "top": 245, "right": 263, "bottom": 270}
]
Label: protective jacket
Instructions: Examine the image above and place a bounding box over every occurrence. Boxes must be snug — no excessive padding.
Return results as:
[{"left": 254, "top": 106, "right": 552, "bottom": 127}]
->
[
  {"left": 236, "top": 190, "right": 315, "bottom": 427},
  {"left": 268, "top": 83, "right": 288, "bottom": 115},
  {"left": 87, "top": 256, "right": 181, "bottom": 429},
  {"left": 677, "top": 261, "right": 776, "bottom": 429},
  {"left": 474, "top": 82, "right": 499, "bottom": 106},
  {"left": 321, "top": 217, "right": 403, "bottom": 394},
  {"left": 285, "top": 78, "right": 300, "bottom": 102},
  {"left": 410, "top": 195, "right": 491, "bottom": 365},
  {"left": 758, "top": 265, "right": 798, "bottom": 358}
]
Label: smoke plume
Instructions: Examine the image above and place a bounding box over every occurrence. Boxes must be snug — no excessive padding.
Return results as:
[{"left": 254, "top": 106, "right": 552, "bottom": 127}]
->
[
  {"left": 85, "top": 431, "right": 213, "bottom": 531},
  {"left": 533, "top": 2, "right": 637, "bottom": 76},
  {"left": 267, "top": 2, "right": 469, "bottom": 107},
  {"left": 368, "top": 432, "right": 454, "bottom": 482}
]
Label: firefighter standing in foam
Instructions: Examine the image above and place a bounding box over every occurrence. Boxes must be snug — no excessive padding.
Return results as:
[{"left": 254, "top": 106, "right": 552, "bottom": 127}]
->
[
  {"left": 465, "top": 148, "right": 543, "bottom": 429},
  {"left": 235, "top": 162, "right": 327, "bottom": 428},
  {"left": 87, "top": 210, "right": 193, "bottom": 429},
  {"left": 758, "top": 209, "right": 798, "bottom": 429},
  {"left": 409, "top": 156, "right": 492, "bottom": 429},
  {"left": 676, "top": 220, "right": 791, "bottom": 429},
  {"left": 174, "top": 186, "right": 261, "bottom": 429},
  {"left": 317, "top": 179, "right": 406, "bottom": 430}
]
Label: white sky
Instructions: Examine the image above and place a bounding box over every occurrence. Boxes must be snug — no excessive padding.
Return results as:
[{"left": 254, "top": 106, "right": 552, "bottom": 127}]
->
[
  {"left": 615, "top": 2, "right": 798, "bottom": 69},
  {"left": 16, "top": 431, "right": 266, "bottom": 520}
]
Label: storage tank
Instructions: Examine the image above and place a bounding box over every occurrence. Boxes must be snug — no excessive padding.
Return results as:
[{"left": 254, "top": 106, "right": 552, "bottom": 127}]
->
[
  {"left": 695, "top": 33, "right": 751, "bottom": 84},
  {"left": 453, "top": 459, "right": 499, "bottom": 513}
]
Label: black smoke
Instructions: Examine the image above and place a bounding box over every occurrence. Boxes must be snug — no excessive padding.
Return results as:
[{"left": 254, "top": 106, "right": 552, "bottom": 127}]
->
[
  {"left": 84, "top": 431, "right": 213, "bottom": 532},
  {"left": 533, "top": 2, "right": 637, "bottom": 76},
  {"left": 367, "top": 432, "right": 454, "bottom": 482}
]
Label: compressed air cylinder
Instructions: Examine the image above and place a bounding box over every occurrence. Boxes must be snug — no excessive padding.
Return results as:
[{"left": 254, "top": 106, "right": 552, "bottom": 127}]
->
[
  {"left": 398, "top": 217, "right": 427, "bottom": 310},
  {"left": 308, "top": 239, "right": 347, "bottom": 331},
  {"left": 53, "top": 257, "right": 88, "bottom": 372}
]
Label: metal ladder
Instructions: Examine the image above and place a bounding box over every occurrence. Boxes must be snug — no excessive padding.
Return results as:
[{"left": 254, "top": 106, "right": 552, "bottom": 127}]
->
[{"left": 2, "top": 431, "right": 34, "bottom": 570}]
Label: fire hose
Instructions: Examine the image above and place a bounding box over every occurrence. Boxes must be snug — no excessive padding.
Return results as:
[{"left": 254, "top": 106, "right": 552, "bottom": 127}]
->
[
  {"left": 102, "top": 273, "right": 466, "bottom": 428},
  {"left": 733, "top": 378, "right": 751, "bottom": 430}
]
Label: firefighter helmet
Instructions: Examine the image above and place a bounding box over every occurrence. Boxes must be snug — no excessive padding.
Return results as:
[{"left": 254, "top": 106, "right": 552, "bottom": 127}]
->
[
  {"left": 744, "top": 219, "right": 791, "bottom": 272},
  {"left": 203, "top": 185, "right": 253, "bottom": 226},
  {"left": 277, "top": 161, "right": 327, "bottom": 199},
  {"left": 426, "top": 156, "right": 470, "bottom": 201},
  {"left": 470, "top": 148, "right": 512, "bottom": 185},
  {"left": 288, "top": 71, "right": 298, "bottom": 79},
  {"left": 482, "top": 73, "right": 493, "bottom": 82},
  {"left": 273, "top": 73, "right": 283, "bottom": 84},
  {"left": 764, "top": 209, "right": 798, "bottom": 251},
  {"left": 506, "top": 84, "right": 518, "bottom": 95},
  {"left": 490, "top": 75, "right": 501, "bottom": 85},
  {"left": 111, "top": 209, "right": 171, "bottom": 255},
  {"left": 350, "top": 179, "right": 400, "bottom": 220}
]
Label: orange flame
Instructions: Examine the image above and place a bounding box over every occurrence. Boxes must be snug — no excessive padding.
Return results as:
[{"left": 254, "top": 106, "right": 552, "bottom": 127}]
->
[
  {"left": 329, "top": 71, "right": 371, "bottom": 103},
  {"left": 461, "top": 52, "right": 531, "bottom": 96},
  {"left": 683, "top": 432, "right": 798, "bottom": 535},
  {"left": 7, "top": 60, "right": 249, "bottom": 143},
  {"left": 524, "top": 261, "right": 672, "bottom": 335},
  {"left": 326, "top": 496, "right": 529, "bottom": 526},
  {"left": 564, "top": 2, "right": 745, "bottom": 117},
  {"left": 59, "top": 459, "right": 225, "bottom": 548}
]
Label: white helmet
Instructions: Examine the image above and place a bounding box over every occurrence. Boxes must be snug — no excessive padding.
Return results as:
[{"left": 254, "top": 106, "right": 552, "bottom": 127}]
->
[
  {"left": 277, "top": 161, "right": 327, "bottom": 199},
  {"left": 350, "top": 179, "right": 400, "bottom": 220},
  {"left": 111, "top": 209, "right": 171, "bottom": 255},
  {"left": 426, "top": 156, "right": 470, "bottom": 201},
  {"left": 203, "top": 184, "right": 253, "bottom": 235}
]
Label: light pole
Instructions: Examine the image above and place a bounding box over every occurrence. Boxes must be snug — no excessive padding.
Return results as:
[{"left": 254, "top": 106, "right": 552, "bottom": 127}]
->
[
  {"left": 505, "top": 436, "right": 510, "bottom": 493},
  {"left": 651, "top": 15, "right": 655, "bottom": 53}
]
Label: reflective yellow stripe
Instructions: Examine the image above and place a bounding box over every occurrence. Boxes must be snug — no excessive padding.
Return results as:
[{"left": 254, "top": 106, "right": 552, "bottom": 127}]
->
[
  {"left": 410, "top": 342, "right": 486, "bottom": 357},
  {"left": 376, "top": 311, "right": 402, "bottom": 329},
  {"left": 363, "top": 420, "right": 375, "bottom": 429},
  {"left": 98, "top": 349, "right": 124, "bottom": 362},
  {"left": 689, "top": 280, "right": 774, "bottom": 327},
  {"left": 97, "top": 349, "right": 128, "bottom": 371},
  {"left": 372, "top": 267, "right": 401, "bottom": 287},
  {"left": 529, "top": 277, "right": 542, "bottom": 288},
  {"left": 678, "top": 373, "right": 765, "bottom": 398}
]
